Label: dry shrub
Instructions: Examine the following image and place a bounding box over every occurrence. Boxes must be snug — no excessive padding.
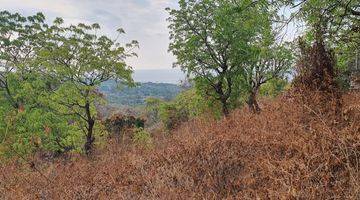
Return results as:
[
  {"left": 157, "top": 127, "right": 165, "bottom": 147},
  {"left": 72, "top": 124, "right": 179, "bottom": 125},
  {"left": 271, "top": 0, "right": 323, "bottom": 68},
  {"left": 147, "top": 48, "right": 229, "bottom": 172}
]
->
[{"left": 292, "top": 36, "right": 342, "bottom": 121}]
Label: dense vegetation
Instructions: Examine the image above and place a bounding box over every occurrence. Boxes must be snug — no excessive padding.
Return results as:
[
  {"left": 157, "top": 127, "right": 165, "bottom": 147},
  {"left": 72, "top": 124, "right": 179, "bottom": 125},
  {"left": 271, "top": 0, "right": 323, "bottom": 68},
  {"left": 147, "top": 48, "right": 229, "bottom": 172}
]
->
[
  {"left": 0, "top": 11, "right": 137, "bottom": 156},
  {"left": 0, "top": 0, "right": 359, "bottom": 198}
]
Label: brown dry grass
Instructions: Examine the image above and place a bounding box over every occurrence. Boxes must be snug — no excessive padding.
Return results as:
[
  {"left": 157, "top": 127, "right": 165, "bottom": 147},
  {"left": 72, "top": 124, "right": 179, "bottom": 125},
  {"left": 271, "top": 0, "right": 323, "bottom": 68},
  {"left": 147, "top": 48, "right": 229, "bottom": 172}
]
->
[{"left": 1, "top": 92, "right": 359, "bottom": 199}]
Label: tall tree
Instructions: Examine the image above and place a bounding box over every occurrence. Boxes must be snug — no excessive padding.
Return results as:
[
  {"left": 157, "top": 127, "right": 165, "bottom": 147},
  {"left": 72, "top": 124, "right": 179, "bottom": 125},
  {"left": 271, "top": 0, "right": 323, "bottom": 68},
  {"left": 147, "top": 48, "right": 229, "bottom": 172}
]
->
[
  {"left": 245, "top": 42, "right": 293, "bottom": 113},
  {"left": 167, "top": 0, "right": 271, "bottom": 116},
  {"left": 40, "top": 19, "right": 137, "bottom": 154}
]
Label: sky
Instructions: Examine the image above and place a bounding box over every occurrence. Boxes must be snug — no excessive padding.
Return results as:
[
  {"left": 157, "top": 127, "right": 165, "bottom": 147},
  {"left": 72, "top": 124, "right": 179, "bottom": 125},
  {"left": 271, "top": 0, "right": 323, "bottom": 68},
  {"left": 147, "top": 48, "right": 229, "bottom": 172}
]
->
[{"left": 0, "top": 0, "right": 178, "bottom": 70}]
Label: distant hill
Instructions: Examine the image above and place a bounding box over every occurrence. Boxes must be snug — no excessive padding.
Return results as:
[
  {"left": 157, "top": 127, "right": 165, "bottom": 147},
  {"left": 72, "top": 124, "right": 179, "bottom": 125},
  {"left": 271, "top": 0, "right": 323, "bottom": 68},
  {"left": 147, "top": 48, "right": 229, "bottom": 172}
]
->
[{"left": 99, "top": 81, "right": 182, "bottom": 107}]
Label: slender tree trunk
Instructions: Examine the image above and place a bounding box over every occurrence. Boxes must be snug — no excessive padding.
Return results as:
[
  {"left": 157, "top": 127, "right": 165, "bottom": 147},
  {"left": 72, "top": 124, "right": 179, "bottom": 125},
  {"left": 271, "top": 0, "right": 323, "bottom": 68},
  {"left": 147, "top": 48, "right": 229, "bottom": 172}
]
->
[
  {"left": 84, "top": 119, "right": 95, "bottom": 155},
  {"left": 115, "top": 126, "right": 122, "bottom": 144},
  {"left": 84, "top": 102, "right": 95, "bottom": 155},
  {"left": 3, "top": 81, "right": 19, "bottom": 109},
  {"left": 247, "top": 88, "right": 261, "bottom": 114},
  {"left": 253, "top": 96, "right": 260, "bottom": 113},
  {"left": 220, "top": 98, "right": 230, "bottom": 116}
]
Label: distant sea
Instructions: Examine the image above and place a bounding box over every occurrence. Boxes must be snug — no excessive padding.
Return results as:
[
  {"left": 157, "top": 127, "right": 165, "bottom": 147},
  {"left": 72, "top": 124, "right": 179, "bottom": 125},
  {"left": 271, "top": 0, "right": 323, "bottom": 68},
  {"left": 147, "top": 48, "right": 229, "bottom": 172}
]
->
[{"left": 133, "top": 69, "right": 185, "bottom": 84}]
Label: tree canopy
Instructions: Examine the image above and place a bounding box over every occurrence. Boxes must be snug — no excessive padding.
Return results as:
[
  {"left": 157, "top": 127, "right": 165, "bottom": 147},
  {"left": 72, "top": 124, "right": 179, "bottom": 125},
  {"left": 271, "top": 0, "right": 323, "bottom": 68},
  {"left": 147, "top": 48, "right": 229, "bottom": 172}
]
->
[
  {"left": 0, "top": 11, "right": 137, "bottom": 156},
  {"left": 167, "top": 0, "right": 276, "bottom": 115},
  {"left": 167, "top": 0, "right": 294, "bottom": 115}
]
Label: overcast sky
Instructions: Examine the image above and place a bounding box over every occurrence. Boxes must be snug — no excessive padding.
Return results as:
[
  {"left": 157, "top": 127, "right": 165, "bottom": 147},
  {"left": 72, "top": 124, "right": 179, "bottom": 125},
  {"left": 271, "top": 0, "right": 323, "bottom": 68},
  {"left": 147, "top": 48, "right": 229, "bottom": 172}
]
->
[{"left": 0, "top": 0, "right": 178, "bottom": 70}]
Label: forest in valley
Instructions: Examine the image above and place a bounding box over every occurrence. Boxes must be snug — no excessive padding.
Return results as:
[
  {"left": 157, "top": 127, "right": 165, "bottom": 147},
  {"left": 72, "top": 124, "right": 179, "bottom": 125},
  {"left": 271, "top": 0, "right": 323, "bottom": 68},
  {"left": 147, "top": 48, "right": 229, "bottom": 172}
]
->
[
  {"left": 99, "top": 81, "right": 183, "bottom": 106},
  {"left": 0, "top": 0, "right": 360, "bottom": 199}
]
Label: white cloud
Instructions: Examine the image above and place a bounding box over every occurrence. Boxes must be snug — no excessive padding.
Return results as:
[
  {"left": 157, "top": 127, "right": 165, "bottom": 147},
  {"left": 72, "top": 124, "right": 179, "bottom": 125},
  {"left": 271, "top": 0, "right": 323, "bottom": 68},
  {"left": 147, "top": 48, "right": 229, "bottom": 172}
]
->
[{"left": 0, "top": 0, "right": 178, "bottom": 69}]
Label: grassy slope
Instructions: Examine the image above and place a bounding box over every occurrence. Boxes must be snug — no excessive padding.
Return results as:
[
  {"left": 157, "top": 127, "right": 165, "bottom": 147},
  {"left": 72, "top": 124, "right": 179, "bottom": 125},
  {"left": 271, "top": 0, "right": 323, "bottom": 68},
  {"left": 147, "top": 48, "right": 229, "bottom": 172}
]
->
[{"left": 1, "top": 92, "right": 359, "bottom": 199}]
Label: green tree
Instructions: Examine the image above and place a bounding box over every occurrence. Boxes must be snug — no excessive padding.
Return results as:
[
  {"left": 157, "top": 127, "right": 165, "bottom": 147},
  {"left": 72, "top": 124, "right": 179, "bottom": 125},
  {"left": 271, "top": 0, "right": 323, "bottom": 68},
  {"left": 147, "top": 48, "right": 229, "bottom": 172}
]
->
[
  {"left": 39, "top": 19, "right": 138, "bottom": 154},
  {"left": 0, "top": 11, "right": 73, "bottom": 156},
  {"left": 167, "top": 0, "right": 271, "bottom": 116},
  {"left": 244, "top": 42, "right": 293, "bottom": 113}
]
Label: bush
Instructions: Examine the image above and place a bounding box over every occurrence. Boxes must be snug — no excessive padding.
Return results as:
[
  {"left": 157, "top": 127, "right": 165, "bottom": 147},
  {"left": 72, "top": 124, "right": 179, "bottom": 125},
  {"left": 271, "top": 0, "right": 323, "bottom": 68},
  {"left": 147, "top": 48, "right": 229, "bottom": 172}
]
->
[
  {"left": 0, "top": 103, "right": 82, "bottom": 157},
  {"left": 154, "top": 89, "right": 221, "bottom": 130},
  {"left": 159, "top": 103, "right": 188, "bottom": 130},
  {"left": 144, "top": 97, "right": 163, "bottom": 125},
  {"left": 103, "top": 114, "right": 145, "bottom": 142},
  {"left": 132, "top": 128, "right": 153, "bottom": 148},
  {"left": 259, "top": 78, "right": 289, "bottom": 97}
]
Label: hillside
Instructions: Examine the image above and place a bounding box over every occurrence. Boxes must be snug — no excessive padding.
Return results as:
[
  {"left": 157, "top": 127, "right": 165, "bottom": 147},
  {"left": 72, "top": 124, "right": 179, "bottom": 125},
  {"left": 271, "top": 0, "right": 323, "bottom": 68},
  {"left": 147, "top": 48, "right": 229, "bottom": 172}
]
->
[
  {"left": 99, "top": 81, "right": 182, "bottom": 106},
  {"left": 1, "top": 92, "right": 359, "bottom": 199},
  {"left": 0, "top": 1, "right": 359, "bottom": 199}
]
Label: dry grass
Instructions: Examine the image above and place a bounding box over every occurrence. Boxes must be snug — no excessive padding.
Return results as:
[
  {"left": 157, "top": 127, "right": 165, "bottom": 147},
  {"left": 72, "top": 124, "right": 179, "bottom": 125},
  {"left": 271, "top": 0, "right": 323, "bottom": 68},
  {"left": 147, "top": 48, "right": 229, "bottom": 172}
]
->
[{"left": 1, "top": 92, "right": 359, "bottom": 199}]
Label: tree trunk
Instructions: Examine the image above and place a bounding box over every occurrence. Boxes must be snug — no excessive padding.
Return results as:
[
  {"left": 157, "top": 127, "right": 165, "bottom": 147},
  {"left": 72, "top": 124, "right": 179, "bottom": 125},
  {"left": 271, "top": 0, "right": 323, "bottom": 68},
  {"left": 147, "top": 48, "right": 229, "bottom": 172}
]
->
[
  {"left": 247, "top": 89, "right": 261, "bottom": 114},
  {"left": 84, "top": 119, "right": 95, "bottom": 155},
  {"left": 84, "top": 102, "right": 95, "bottom": 155},
  {"left": 221, "top": 98, "right": 230, "bottom": 116},
  {"left": 4, "top": 82, "right": 19, "bottom": 109},
  {"left": 115, "top": 126, "right": 122, "bottom": 144}
]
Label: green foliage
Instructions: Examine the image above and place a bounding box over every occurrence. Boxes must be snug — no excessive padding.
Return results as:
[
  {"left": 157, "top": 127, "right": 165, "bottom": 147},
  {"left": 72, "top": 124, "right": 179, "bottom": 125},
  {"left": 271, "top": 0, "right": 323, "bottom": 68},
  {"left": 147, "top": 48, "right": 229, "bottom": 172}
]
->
[
  {"left": 259, "top": 78, "right": 289, "bottom": 97},
  {"left": 39, "top": 16, "right": 136, "bottom": 154},
  {"left": 0, "top": 104, "right": 82, "bottom": 157},
  {"left": 132, "top": 128, "right": 153, "bottom": 148},
  {"left": 333, "top": 41, "right": 358, "bottom": 90},
  {"left": 146, "top": 88, "right": 221, "bottom": 130},
  {"left": 159, "top": 103, "right": 188, "bottom": 130},
  {"left": 0, "top": 11, "right": 69, "bottom": 156},
  {"left": 167, "top": 0, "right": 274, "bottom": 115},
  {"left": 172, "top": 88, "right": 221, "bottom": 118},
  {"left": 0, "top": 11, "right": 136, "bottom": 156},
  {"left": 244, "top": 40, "right": 293, "bottom": 112},
  {"left": 292, "top": 0, "right": 359, "bottom": 44}
]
